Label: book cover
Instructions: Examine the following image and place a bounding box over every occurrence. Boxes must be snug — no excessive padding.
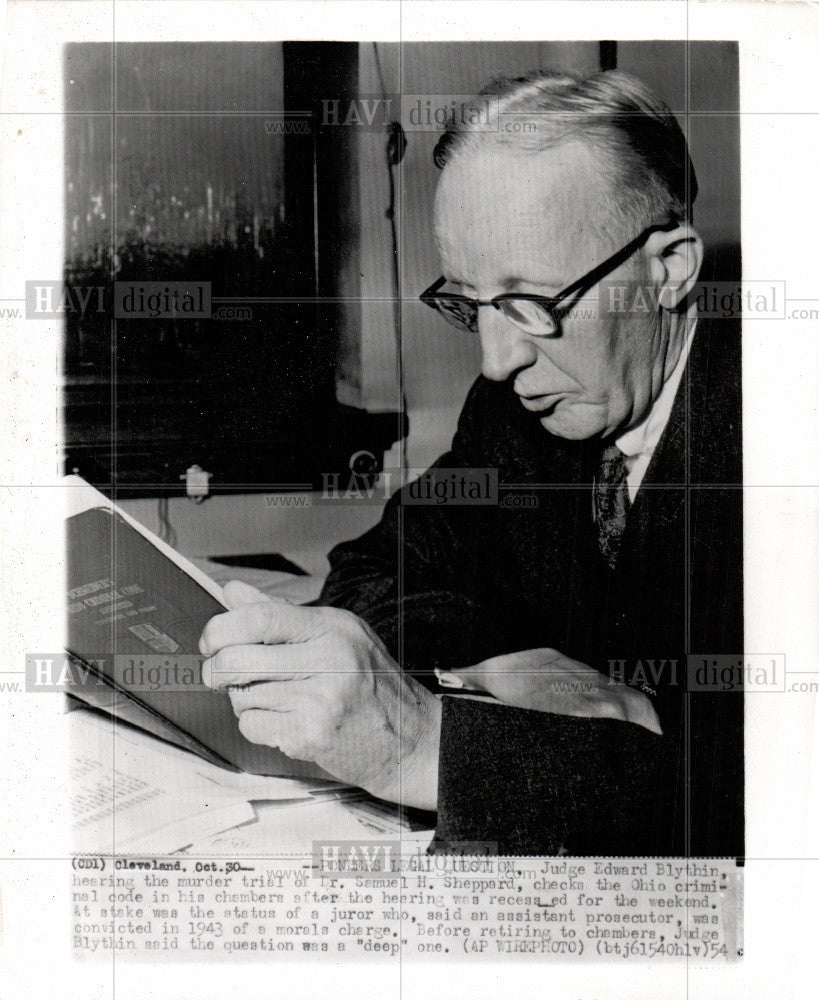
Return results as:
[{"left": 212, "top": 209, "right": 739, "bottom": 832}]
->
[{"left": 66, "top": 505, "right": 331, "bottom": 780}]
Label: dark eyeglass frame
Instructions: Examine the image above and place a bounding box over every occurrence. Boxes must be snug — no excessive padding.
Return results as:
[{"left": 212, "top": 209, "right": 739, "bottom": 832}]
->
[{"left": 419, "top": 218, "right": 677, "bottom": 336}]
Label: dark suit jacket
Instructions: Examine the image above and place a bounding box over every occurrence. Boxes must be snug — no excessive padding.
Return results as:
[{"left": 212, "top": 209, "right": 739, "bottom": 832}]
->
[{"left": 319, "top": 318, "right": 743, "bottom": 857}]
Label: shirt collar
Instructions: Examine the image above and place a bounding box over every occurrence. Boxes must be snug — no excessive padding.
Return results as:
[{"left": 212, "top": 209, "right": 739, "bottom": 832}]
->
[{"left": 616, "top": 321, "right": 697, "bottom": 461}]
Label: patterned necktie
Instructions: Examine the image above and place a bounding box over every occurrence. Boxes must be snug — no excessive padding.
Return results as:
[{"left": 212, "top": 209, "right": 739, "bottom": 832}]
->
[{"left": 594, "top": 443, "right": 631, "bottom": 570}]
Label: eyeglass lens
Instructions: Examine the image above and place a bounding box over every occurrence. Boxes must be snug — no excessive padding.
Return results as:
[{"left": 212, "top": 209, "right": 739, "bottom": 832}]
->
[{"left": 434, "top": 296, "right": 557, "bottom": 336}]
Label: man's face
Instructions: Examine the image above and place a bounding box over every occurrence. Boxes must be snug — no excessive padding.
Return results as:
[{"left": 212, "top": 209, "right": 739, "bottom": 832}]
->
[{"left": 433, "top": 140, "right": 666, "bottom": 440}]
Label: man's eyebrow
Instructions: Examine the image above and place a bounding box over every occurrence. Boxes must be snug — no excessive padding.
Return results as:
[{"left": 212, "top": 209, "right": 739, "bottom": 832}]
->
[
  {"left": 440, "top": 274, "right": 566, "bottom": 294},
  {"left": 442, "top": 273, "right": 474, "bottom": 289},
  {"left": 502, "top": 275, "right": 565, "bottom": 294}
]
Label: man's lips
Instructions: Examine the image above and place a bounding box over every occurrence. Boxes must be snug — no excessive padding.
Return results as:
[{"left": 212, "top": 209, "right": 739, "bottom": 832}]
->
[{"left": 517, "top": 392, "right": 568, "bottom": 413}]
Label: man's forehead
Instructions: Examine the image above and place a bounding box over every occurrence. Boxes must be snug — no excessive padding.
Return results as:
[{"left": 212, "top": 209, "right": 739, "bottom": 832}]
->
[
  {"left": 435, "top": 141, "right": 605, "bottom": 221},
  {"left": 433, "top": 140, "right": 610, "bottom": 280}
]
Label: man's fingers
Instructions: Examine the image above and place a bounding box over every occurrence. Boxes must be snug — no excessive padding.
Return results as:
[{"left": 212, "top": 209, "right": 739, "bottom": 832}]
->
[
  {"left": 199, "top": 598, "right": 327, "bottom": 656},
  {"left": 225, "top": 680, "right": 306, "bottom": 715},
  {"left": 237, "top": 709, "right": 310, "bottom": 762},
  {"left": 621, "top": 690, "right": 664, "bottom": 736},
  {"left": 201, "top": 643, "right": 309, "bottom": 689},
  {"left": 643, "top": 713, "right": 663, "bottom": 737},
  {"left": 451, "top": 648, "right": 567, "bottom": 677},
  {"left": 237, "top": 709, "right": 295, "bottom": 749}
]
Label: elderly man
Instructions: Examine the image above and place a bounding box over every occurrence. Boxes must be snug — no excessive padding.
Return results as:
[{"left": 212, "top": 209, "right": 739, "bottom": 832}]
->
[{"left": 200, "top": 70, "right": 743, "bottom": 857}]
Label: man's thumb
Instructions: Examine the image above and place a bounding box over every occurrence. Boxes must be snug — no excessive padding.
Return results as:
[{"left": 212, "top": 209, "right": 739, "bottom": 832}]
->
[{"left": 222, "top": 579, "right": 274, "bottom": 610}]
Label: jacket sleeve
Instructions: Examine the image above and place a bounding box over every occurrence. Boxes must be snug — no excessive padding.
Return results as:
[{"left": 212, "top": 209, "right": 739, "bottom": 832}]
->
[{"left": 434, "top": 698, "right": 677, "bottom": 856}]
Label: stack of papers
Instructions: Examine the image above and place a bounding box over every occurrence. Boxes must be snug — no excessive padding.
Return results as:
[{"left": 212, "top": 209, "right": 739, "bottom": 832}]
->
[
  {"left": 69, "top": 707, "right": 434, "bottom": 855},
  {"left": 69, "top": 707, "right": 343, "bottom": 854}
]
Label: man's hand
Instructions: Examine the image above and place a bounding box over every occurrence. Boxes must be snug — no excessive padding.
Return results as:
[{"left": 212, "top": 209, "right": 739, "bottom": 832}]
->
[
  {"left": 199, "top": 581, "right": 442, "bottom": 810},
  {"left": 442, "top": 648, "right": 662, "bottom": 735}
]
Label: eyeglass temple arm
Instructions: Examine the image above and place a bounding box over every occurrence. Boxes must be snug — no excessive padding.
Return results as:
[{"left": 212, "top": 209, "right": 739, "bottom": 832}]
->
[
  {"left": 549, "top": 218, "right": 678, "bottom": 309},
  {"left": 420, "top": 218, "right": 677, "bottom": 307}
]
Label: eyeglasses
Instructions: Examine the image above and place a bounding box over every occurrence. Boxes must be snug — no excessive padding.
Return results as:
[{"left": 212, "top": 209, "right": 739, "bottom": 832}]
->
[{"left": 419, "top": 219, "right": 676, "bottom": 337}]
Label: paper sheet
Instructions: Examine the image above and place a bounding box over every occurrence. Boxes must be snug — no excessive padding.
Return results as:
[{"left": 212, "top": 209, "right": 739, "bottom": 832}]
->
[{"left": 69, "top": 708, "right": 340, "bottom": 854}]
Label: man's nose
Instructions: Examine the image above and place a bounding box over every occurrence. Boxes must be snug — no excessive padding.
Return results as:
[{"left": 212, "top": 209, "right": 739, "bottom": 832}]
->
[{"left": 478, "top": 309, "right": 538, "bottom": 382}]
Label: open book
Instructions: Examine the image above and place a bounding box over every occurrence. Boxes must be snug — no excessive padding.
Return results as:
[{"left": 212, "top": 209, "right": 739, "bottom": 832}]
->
[{"left": 64, "top": 480, "right": 330, "bottom": 781}]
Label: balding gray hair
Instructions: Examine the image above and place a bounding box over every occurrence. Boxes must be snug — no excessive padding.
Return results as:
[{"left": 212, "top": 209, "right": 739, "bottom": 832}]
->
[{"left": 433, "top": 69, "right": 697, "bottom": 240}]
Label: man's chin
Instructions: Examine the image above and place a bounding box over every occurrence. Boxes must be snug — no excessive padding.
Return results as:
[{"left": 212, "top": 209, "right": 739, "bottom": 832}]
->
[{"left": 538, "top": 405, "right": 606, "bottom": 440}]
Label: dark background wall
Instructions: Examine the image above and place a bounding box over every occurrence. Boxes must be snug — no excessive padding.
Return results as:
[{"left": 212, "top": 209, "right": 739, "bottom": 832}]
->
[{"left": 64, "top": 42, "right": 400, "bottom": 493}]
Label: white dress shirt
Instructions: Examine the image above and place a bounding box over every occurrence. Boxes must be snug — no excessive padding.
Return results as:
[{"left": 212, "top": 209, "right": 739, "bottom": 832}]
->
[{"left": 615, "top": 324, "right": 696, "bottom": 502}]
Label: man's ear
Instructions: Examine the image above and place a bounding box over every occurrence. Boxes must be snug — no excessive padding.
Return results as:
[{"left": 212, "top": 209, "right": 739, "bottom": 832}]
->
[{"left": 644, "top": 224, "right": 703, "bottom": 311}]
